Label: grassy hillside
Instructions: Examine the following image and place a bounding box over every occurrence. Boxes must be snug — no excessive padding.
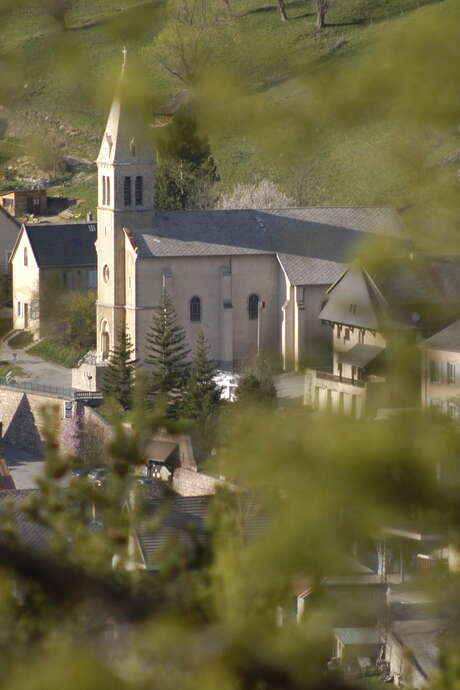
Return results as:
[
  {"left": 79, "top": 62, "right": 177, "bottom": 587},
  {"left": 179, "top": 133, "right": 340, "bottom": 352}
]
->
[{"left": 0, "top": 0, "right": 456, "bottom": 215}]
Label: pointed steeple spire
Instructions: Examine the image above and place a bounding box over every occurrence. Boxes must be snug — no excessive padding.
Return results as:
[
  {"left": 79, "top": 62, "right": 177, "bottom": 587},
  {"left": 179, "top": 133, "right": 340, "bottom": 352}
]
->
[{"left": 97, "top": 51, "right": 153, "bottom": 166}]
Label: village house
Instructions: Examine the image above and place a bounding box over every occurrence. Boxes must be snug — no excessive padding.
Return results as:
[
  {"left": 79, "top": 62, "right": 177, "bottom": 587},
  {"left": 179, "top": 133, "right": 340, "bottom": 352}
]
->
[
  {"left": 305, "top": 257, "right": 460, "bottom": 418},
  {"left": 72, "top": 57, "right": 406, "bottom": 390},
  {"left": 10, "top": 222, "right": 97, "bottom": 337},
  {"left": 0, "top": 189, "right": 47, "bottom": 218},
  {"left": 419, "top": 318, "right": 460, "bottom": 418},
  {"left": 0, "top": 206, "right": 19, "bottom": 274}
]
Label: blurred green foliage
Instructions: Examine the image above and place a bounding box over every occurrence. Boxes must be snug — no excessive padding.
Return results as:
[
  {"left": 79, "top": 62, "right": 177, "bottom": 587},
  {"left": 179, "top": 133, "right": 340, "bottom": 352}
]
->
[{"left": 0, "top": 0, "right": 459, "bottom": 688}]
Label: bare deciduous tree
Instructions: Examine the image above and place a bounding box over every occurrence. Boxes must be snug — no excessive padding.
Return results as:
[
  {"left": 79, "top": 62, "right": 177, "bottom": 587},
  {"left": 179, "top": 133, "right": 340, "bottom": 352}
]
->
[
  {"left": 276, "top": 0, "right": 288, "bottom": 22},
  {"left": 218, "top": 179, "right": 295, "bottom": 209},
  {"left": 315, "top": 0, "right": 330, "bottom": 28}
]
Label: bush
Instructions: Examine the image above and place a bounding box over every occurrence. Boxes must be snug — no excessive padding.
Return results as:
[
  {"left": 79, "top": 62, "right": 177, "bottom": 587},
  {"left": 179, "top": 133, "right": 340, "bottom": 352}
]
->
[{"left": 27, "top": 337, "right": 86, "bottom": 368}]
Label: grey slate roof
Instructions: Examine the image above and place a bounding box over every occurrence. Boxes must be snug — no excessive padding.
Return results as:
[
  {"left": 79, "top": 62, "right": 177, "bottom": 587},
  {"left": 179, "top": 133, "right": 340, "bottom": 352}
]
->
[
  {"left": 421, "top": 318, "right": 460, "bottom": 353},
  {"left": 0, "top": 489, "right": 49, "bottom": 552},
  {"left": 131, "top": 207, "right": 405, "bottom": 286},
  {"left": 24, "top": 222, "right": 97, "bottom": 268},
  {"left": 391, "top": 619, "right": 446, "bottom": 680},
  {"left": 338, "top": 344, "right": 385, "bottom": 368},
  {"left": 320, "top": 256, "right": 460, "bottom": 332},
  {"left": 137, "top": 495, "right": 211, "bottom": 566}
]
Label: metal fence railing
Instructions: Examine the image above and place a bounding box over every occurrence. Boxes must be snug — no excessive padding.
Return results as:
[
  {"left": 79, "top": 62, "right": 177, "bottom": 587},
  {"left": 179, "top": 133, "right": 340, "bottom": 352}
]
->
[{"left": 0, "top": 377, "right": 103, "bottom": 400}]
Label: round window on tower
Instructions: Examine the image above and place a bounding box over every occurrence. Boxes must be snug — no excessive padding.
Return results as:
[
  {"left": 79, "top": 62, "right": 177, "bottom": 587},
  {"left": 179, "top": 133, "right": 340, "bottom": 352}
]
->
[{"left": 103, "top": 265, "right": 110, "bottom": 283}]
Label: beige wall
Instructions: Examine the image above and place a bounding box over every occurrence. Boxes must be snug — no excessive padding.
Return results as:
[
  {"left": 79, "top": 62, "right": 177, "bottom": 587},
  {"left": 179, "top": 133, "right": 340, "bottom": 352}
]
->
[
  {"left": 12, "top": 230, "right": 40, "bottom": 336},
  {"left": 132, "top": 253, "right": 282, "bottom": 368},
  {"left": 421, "top": 348, "right": 460, "bottom": 416}
]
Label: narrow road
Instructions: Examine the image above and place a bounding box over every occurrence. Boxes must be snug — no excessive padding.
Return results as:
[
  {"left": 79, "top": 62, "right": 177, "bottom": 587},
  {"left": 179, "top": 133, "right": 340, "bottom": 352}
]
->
[
  {"left": 0, "top": 341, "right": 72, "bottom": 389},
  {"left": 2, "top": 441, "right": 45, "bottom": 490}
]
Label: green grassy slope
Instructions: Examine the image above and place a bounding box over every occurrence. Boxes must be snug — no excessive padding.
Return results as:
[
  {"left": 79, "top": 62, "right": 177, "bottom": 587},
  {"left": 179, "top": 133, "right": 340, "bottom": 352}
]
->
[{"left": 0, "top": 0, "right": 454, "bottom": 212}]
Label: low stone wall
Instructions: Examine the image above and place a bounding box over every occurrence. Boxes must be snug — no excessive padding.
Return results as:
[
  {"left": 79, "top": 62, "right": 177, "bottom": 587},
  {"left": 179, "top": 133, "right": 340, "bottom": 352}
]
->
[{"left": 0, "top": 385, "right": 76, "bottom": 455}]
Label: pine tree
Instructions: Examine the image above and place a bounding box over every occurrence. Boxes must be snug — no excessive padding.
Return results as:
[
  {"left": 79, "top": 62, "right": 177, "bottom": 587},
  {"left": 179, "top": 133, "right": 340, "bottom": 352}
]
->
[
  {"left": 144, "top": 290, "right": 190, "bottom": 409},
  {"left": 102, "top": 328, "right": 137, "bottom": 411},
  {"left": 181, "top": 331, "right": 220, "bottom": 425}
]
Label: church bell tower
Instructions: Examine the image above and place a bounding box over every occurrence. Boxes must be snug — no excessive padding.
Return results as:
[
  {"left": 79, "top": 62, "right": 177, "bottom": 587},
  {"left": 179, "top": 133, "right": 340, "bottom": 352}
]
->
[{"left": 96, "top": 49, "right": 155, "bottom": 361}]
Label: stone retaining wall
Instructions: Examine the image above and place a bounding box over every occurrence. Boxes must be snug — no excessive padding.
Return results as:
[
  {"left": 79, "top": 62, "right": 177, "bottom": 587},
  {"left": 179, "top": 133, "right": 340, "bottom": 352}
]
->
[{"left": 0, "top": 385, "right": 76, "bottom": 454}]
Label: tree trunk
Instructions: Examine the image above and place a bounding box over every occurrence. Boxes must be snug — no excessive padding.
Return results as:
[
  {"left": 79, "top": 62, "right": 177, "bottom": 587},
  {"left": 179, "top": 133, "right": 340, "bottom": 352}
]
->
[
  {"left": 276, "top": 0, "right": 288, "bottom": 21},
  {"left": 315, "top": 0, "right": 329, "bottom": 28}
]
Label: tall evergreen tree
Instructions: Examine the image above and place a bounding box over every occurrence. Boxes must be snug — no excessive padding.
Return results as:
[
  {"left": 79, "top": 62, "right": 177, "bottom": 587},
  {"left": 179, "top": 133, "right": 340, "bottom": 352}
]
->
[
  {"left": 102, "top": 328, "right": 137, "bottom": 411},
  {"left": 181, "top": 331, "right": 220, "bottom": 425},
  {"left": 144, "top": 290, "right": 190, "bottom": 409}
]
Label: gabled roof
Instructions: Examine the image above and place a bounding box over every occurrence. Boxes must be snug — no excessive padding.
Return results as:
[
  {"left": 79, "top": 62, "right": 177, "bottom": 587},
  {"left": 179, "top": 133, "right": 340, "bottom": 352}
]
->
[
  {"left": 0, "top": 206, "right": 20, "bottom": 245},
  {"left": 16, "top": 222, "right": 97, "bottom": 268},
  {"left": 320, "top": 256, "right": 460, "bottom": 331},
  {"left": 421, "top": 318, "right": 460, "bottom": 353},
  {"left": 319, "top": 264, "right": 387, "bottom": 330},
  {"left": 130, "top": 207, "right": 406, "bottom": 286}
]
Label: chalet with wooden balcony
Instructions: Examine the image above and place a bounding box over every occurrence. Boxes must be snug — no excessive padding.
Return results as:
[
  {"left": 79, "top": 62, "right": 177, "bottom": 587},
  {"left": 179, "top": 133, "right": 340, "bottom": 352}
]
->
[{"left": 305, "top": 256, "right": 460, "bottom": 417}]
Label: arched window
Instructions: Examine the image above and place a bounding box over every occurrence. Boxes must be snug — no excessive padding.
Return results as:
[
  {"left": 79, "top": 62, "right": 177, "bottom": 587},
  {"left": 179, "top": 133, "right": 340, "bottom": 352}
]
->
[
  {"left": 248, "top": 293, "right": 259, "bottom": 320},
  {"left": 23, "top": 246, "right": 28, "bottom": 267},
  {"left": 135, "top": 176, "right": 143, "bottom": 206},
  {"left": 190, "top": 296, "right": 201, "bottom": 322},
  {"left": 124, "top": 176, "right": 132, "bottom": 206}
]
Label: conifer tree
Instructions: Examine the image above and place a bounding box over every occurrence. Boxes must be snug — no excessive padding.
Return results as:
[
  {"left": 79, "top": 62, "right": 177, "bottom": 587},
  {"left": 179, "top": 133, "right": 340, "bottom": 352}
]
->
[
  {"left": 144, "top": 290, "right": 190, "bottom": 408},
  {"left": 181, "top": 330, "right": 220, "bottom": 425},
  {"left": 102, "top": 328, "right": 137, "bottom": 411}
]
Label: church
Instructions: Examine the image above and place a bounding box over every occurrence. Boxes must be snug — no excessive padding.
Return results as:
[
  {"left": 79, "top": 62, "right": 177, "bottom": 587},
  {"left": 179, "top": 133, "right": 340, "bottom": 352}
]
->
[{"left": 83, "top": 59, "right": 405, "bottom": 386}]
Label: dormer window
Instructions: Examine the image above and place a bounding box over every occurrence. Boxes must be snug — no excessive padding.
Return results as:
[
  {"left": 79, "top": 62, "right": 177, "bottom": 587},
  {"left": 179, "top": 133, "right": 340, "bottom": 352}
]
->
[{"left": 135, "top": 176, "right": 143, "bottom": 206}]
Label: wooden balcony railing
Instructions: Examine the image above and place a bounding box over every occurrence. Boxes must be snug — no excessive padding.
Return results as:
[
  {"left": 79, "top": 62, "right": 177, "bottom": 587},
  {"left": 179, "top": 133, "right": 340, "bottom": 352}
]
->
[{"left": 316, "top": 370, "right": 366, "bottom": 388}]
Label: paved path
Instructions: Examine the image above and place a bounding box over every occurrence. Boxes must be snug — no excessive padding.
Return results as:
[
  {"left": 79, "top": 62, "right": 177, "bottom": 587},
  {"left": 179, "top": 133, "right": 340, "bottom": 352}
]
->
[
  {"left": 0, "top": 341, "right": 72, "bottom": 389},
  {"left": 2, "top": 441, "right": 45, "bottom": 489}
]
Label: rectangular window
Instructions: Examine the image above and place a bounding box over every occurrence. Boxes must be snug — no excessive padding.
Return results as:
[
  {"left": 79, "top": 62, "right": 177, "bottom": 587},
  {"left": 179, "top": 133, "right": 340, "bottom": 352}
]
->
[
  {"left": 337, "top": 325, "right": 342, "bottom": 338},
  {"left": 447, "top": 362, "right": 456, "bottom": 384},
  {"left": 124, "top": 176, "right": 132, "bottom": 206},
  {"left": 429, "top": 360, "right": 441, "bottom": 384},
  {"left": 338, "top": 362, "right": 343, "bottom": 380},
  {"left": 344, "top": 328, "right": 350, "bottom": 341},
  {"left": 359, "top": 330, "right": 365, "bottom": 345},
  {"left": 63, "top": 401, "right": 73, "bottom": 419},
  {"left": 135, "top": 176, "right": 143, "bottom": 206},
  {"left": 62, "top": 272, "right": 68, "bottom": 288},
  {"left": 17, "top": 301, "right": 21, "bottom": 317}
]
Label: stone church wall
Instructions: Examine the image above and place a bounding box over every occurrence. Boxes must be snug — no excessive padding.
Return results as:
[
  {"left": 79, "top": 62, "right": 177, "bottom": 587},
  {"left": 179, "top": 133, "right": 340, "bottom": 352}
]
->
[{"left": 134, "top": 253, "right": 282, "bottom": 369}]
